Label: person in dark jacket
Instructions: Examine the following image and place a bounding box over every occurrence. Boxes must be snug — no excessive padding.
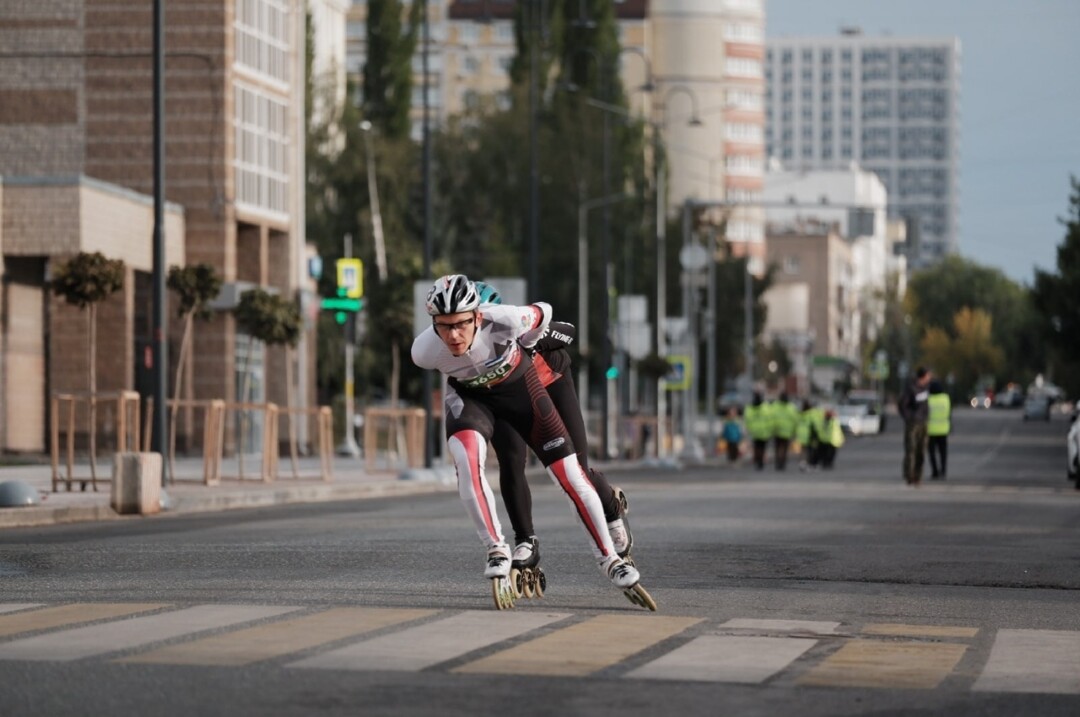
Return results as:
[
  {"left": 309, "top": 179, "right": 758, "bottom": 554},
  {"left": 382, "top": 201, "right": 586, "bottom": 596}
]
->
[{"left": 898, "top": 366, "right": 932, "bottom": 485}]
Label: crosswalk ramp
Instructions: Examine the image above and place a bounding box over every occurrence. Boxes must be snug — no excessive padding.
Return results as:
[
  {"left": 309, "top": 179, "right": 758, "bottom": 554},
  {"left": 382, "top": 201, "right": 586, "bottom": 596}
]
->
[{"left": 0, "top": 603, "right": 1078, "bottom": 694}]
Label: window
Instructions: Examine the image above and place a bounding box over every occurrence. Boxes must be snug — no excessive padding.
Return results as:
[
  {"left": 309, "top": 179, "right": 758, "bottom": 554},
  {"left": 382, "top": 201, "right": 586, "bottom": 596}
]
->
[
  {"left": 495, "top": 22, "right": 514, "bottom": 43},
  {"left": 726, "top": 57, "right": 762, "bottom": 77},
  {"left": 724, "top": 23, "right": 763, "bottom": 42},
  {"left": 235, "top": 0, "right": 290, "bottom": 83},
  {"left": 457, "top": 23, "right": 478, "bottom": 43},
  {"left": 783, "top": 255, "right": 800, "bottom": 274},
  {"left": 346, "top": 21, "right": 365, "bottom": 40},
  {"left": 725, "top": 123, "right": 763, "bottom": 143},
  {"left": 234, "top": 82, "right": 289, "bottom": 217}
]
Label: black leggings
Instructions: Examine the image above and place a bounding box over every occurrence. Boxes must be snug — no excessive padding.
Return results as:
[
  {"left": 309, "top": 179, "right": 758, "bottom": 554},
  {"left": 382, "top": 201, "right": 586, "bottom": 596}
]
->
[{"left": 492, "top": 368, "right": 620, "bottom": 545}]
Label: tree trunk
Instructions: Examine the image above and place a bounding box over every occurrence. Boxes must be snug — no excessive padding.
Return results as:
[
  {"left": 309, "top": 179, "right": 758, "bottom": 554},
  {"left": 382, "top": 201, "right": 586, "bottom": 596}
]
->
[
  {"left": 87, "top": 305, "right": 97, "bottom": 486},
  {"left": 286, "top": 345, "right": 299, "bottom": 478},
  {"left": 237, "top": 337, "right": 256, "bottom": 481},
  {"left": 168, "top": 311, "right": 194, "bottom": 484}
]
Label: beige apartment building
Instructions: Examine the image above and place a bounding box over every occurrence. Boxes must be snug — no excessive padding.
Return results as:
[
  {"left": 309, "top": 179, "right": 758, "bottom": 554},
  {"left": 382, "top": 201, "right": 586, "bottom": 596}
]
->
[
  {"left": 764, "top": 218, "right": 858, "bottom": 393},
  {"left": 0, "top": 0, "right": 313, "bottom": 455}
]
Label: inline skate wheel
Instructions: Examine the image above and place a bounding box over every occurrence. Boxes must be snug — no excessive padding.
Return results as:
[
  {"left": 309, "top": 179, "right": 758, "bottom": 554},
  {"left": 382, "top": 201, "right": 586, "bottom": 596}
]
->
[
  {"left": 622, "top": 583, "right": 657, "bottom": 611},
  {"left": 522, "top": 569, "right": 536, "bottom": 599},
  {"left": 491, "top": 576, "right": 515, "bottom": 610},
  {"left": 510, "top": 568, "right": 525, "bottom": 599},
  {"left": 535, "top": 568, "right": 546, "bottom": 598}
]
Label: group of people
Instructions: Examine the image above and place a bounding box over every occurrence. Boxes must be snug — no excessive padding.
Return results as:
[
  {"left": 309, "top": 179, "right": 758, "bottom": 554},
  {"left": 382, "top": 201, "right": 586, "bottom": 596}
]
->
[
  {"left": 898, "top": 366, "right": 952, "bottom": 485},
  {"left": 721, "top": 392, "right": 845, "bottom": 471},
  {"left": 411, "top": 274, "right": 653, "bottom": 609}
]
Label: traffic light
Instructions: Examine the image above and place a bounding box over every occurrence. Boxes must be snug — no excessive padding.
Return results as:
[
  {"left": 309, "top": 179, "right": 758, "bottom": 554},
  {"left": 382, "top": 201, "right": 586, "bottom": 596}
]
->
[{"left": 605, "top": 365, "right": 619, "bottom": 380}]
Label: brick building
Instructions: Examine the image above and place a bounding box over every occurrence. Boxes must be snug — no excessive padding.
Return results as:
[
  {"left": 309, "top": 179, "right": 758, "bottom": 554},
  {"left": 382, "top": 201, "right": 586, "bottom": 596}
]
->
[{"left": 0, "top": 0, "right": 313, "bottom": 454}]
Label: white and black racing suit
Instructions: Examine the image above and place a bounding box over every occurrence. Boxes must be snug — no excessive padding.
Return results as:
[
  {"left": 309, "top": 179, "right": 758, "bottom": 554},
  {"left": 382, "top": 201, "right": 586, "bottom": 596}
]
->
[{"left": 411, "top": 303, "right": 617, "bottom": 563}]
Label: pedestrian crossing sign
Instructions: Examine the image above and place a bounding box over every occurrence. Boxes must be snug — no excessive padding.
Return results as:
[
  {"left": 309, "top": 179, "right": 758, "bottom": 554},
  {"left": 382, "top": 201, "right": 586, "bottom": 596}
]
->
[
  {"left": 336, "top": 258, "right": 363, "bottom": 299},
  {"left": 663, "top": 355, "right": 691, "bottom": 391}
]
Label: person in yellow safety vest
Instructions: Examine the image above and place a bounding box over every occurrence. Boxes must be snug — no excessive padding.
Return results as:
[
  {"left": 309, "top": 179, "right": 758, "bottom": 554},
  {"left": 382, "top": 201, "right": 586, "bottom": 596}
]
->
[
  {"left": 797, "top": 399, "right": 826, "bottom": 471},
  {"left": 743, "top": 391, "right": 774, "bottom": 470},
  {"left": 819, "top": 408, "right": 845, "bottom": 469},
  {"left": 770, "top": 392, "right": 800, "bottom": 471},
  {"left": 927, "top": 380, "right": 952, "bottom": 479}
]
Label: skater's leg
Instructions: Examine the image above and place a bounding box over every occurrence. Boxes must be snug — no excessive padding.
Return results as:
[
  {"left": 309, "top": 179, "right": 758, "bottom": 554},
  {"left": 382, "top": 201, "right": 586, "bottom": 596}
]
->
[
  {"left": 493, "top": 420, "right": 534, "bottom": 545},
  {"left": 447, "top": 430, "right": 504, "bottom": 550}
]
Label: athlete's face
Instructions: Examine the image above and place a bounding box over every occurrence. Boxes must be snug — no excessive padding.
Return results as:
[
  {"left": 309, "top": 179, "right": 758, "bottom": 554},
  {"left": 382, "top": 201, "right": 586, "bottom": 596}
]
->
[{"left": 433, "top": 310, "right": 480, "bottom": 356}]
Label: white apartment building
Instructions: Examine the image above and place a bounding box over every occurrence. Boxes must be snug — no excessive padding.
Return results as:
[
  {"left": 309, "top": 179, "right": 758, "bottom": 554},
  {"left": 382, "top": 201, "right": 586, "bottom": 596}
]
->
[
  {"left": 763, "top": 164, "right": 890, "bottom": 352},
  {"left": 764, "top": 29, "right": 960, "bottom": 268}
]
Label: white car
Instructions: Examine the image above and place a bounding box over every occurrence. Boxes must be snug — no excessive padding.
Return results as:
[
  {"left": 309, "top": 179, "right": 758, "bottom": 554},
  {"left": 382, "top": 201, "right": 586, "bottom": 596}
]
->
[
  {"left": 1068, "top": 410, "right": 1080, "bottom": 486},
  {"left": 836, "top": 403, "right": 882, "bottom": 436}
]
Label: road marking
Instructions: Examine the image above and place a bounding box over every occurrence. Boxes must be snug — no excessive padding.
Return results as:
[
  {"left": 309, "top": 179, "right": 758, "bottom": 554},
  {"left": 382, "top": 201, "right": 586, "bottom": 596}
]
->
[
  {"left": 0, "top": 605, "right": 299, "bottom": 661},
  {"left": 453, "top": 614, "right": 701, "bottom": 677},
  {"left": 973, "top": 629, "right": 1080, "bottom": 694},
  {"left": 718, "top": 619, "right": 841, "bottom": 636},
  {"left": 626, "top": 635, "right": 817, "bottom": 683},
  {"left": 0, "top": 603, "right": 166, "bottom": 639},
  {"left": 862, "top": 623, "right": 979, "bottom": 638},
  {"left": 798, "top": 640, "right": 968, "bottom": 689},
  {"left": 0, "top": 604, "right": 43, "bottom": 616},
  {"left": 289, "top": 610, "right": 569, "bottom": 672},
  {"left": 119, "top": 607, "right": 435, "bottom": 666}
]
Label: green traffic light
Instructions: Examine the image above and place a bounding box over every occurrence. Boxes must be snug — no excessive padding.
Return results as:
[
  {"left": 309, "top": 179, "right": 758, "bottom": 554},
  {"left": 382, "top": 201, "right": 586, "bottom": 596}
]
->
[
  {"left": 605, "top": 366, "right": 619, "bottom": 380},
  {"left": 335, "top": 311, "right": 346, "bottom": 325}
]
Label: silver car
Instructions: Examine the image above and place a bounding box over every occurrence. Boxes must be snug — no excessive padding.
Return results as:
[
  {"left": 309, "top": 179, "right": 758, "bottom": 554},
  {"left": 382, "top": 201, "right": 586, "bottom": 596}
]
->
[{"left": 1068, "top": 410, "right": 1080, "bottom": 486}]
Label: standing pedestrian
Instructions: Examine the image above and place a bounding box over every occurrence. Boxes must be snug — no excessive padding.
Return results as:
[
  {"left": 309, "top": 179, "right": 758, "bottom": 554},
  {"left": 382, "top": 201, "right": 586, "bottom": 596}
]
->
[
  {"left": 797, "top": 399, "right": 824, "bottom": 472},
  {"left": 770, "top": 392, "right": 799, "bottom": 470},
  {"left": 720, "top": 407, "right": 744, "bottom": 464},
  {"left": 818, "top": 408, "right": 845, "bottom": 469},
  {"left": 744, "top": 392, "right": 773, "bottom": 470},
  {"left": 898, "top": 366, "right": 932, "bottom": 485},
  {"left": 927, "top": 380, "right": 952, "bottom": 479}
]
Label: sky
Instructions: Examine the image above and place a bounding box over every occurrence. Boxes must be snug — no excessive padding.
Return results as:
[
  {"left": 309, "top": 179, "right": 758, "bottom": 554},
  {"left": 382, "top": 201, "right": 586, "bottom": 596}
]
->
[{"left": 765, "top": 0, "right": 1080, "bottom": 285}]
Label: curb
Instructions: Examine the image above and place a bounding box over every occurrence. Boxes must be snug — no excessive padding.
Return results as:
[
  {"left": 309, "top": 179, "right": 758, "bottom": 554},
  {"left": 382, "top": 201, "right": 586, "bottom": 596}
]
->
[{"left": 0, "top": 480, "right": 456, "bottom": 530}]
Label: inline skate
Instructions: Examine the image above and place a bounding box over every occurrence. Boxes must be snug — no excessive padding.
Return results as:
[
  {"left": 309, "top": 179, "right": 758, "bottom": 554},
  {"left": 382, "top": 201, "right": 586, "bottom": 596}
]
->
[
  {"left": 485, "top": 544, "right": 515, "bottom": 610},
  {"left": 509, "top": 537, "right": 546, "bottom": 599},
  {"left": 602, "top": 555, "right": 657, "bottom": 611},
  {"left": 608, "top": 486, "right": 635, "bottom": 566}
]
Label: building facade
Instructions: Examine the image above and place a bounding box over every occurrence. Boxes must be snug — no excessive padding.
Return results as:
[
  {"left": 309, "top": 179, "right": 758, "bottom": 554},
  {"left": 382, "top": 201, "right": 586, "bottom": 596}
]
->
[
  {"left": 764, "top": 29, "right": 960, "bottom": 268},
  {"left": 0, "top": 0, "right": 313, "bottom": 454}
]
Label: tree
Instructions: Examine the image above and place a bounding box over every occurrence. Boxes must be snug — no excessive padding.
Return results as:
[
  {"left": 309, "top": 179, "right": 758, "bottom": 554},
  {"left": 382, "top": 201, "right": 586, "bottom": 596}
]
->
[
  {"left": 166, "top": 263, "right": 222, "bottom": 474},
  {"left": 234, "top": 289, "right": 302, "bottom": 478},
  {"left": 907, "top": 255, "right": 1042, "bottom": 391},
  {"left": 920, "top": 307, "right": 1004, "bottom": 396},
  {"left": 51, "top": 251, "right": 125, "bottom": 484},
  {"left": 1031, "top": 176, "right": 1080, "bottom": 397},
  {"left": 363, "top": 0, "right": 421, "bottom": 140}
]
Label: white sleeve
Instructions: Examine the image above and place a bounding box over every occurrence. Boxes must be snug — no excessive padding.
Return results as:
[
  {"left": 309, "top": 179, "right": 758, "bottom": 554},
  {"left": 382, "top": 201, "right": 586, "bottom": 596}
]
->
[
  {"left": 516, "top": 302, "right": 552, "bottom": 350},
  {"left": 411, "top": 328, "right": 439, "bottom": 370}
]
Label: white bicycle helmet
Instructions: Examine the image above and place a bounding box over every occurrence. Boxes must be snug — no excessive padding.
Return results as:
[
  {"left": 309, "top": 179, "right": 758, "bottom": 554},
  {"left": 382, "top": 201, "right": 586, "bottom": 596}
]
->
[{"left": 425, "top": 274, "right": 480, "bottom": 316}]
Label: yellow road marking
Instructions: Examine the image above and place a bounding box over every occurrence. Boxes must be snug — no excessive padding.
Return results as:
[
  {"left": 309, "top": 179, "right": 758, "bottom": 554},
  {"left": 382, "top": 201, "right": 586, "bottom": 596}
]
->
[
  {"left": 453, "top": 614, "right": 701, "bottom": 677},
  {"left": 120, "top": 607, "right": 436, "bottom": 666},
  {"left": 0, "top": 603, "right": 166, "bottom": 639},
  {"left": 862, "top": 623, "right": 979, "bottom": 638},
  {"left": 798, "top": 640, "right": 968, "bottom": 689}
]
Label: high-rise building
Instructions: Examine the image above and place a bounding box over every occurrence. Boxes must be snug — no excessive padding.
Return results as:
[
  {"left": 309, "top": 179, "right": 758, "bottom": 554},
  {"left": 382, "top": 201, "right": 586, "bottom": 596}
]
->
[{"left": 764, "top": 29, "right": 961, "bottom": 267}]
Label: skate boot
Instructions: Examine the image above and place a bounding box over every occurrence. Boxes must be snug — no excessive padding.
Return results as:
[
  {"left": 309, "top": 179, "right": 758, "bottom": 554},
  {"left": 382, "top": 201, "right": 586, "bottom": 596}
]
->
[
  {"left": 608, "top": 486, "right": 635, "bottom": 565},
  {"left": 485, "top": 544, "right": 514, "bottom": 610},
  {"left": 509, "top": 537, "right": 546, "bottom": 600},
  {"left": 601, "top": 555, "right": 657, "bottom": 612}
]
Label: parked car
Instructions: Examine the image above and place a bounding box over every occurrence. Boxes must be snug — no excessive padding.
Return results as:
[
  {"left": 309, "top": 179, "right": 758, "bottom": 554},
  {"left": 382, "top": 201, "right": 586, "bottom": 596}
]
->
[
  {"left": 993, "top": 384, "right": 1024, "bottom": 408},
  {"left": 1022, "top": 394, "right": 1051, "bottom": 421},
  {"left": 1067, "top": 410, "right": 1080, "bottom": 486}
]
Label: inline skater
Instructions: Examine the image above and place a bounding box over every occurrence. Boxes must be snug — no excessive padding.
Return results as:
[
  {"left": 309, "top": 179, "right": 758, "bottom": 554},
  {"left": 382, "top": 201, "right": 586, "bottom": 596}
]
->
[
  {"left": 472, "top": 282, "right": 635, "bottom": 591},
  {"left": 411, "top": 274, "right": 653, "bottom": 610}
]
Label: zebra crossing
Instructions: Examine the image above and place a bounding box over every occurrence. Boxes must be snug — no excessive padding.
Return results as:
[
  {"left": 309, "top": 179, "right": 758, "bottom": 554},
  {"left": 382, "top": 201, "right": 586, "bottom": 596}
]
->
[{"left": 0, "top": 603, "right": 1078, "bottom": 694}]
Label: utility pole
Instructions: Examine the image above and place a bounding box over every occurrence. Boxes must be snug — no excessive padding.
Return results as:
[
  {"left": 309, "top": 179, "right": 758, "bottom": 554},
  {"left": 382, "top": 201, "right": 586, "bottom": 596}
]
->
[
  {"left": 151, "top": 0, "right": 168, "bottom": 481},
  {"left": 338, "top": 234, "right": 360, "bottom": 458},
  {"left": 527, "top": 0, "right": 540, "bottom": 300},
  {"left": 421, "top": 0, "right": 434, "bottom": 467}
]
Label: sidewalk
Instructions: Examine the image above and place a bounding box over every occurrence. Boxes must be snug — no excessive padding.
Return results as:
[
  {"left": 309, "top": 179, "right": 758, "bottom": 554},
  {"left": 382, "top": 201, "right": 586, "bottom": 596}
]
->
[{"left": 0, "top": 454, "right": 458, "bottom": 530}]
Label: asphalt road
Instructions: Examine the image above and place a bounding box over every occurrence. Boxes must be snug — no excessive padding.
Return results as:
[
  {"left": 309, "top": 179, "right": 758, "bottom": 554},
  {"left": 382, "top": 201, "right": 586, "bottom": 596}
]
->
[{"left": 0, "top": 407, "right": 1077, "bottom": 716}]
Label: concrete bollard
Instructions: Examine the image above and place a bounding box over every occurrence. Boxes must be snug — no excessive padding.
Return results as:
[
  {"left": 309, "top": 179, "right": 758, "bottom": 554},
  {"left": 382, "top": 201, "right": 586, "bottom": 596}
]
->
[{"left": 111, "top": 453, "right": 162, "bottom": 515}]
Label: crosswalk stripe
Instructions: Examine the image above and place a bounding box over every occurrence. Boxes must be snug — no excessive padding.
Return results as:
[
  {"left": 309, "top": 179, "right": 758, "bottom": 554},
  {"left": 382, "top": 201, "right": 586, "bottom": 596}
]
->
[
  {"left": 289, "top": 610, "right": 569, "bottom": 672},
  {"left": 0, "top": 604, "right": 44, "bottom": 616},
  {"left": 626, "top": 635, "right": 817, "bottom": 683},
  {"left": 863, "top": 623, "right": 979, "bottom": 638},
  {"left": 718, "top": 618, "right": 841, "bottom": 636},
  {"left": 119, "top": 607, "right": 436, "bottom": 667},
  {"left": 797, "top": 640, "right": 968, "bottom": 689},
  {"left": 973, "top": 629, "right": 1080, "bottom": 694},
  {"left": 0, "top": 603, "right": 166, "bottom": 639},
  {"left": 0, "top": 605, "right": 299, "bottom": 662},
  {"left": 452, "top": 614, "right": 701, "bottom": 677}
]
